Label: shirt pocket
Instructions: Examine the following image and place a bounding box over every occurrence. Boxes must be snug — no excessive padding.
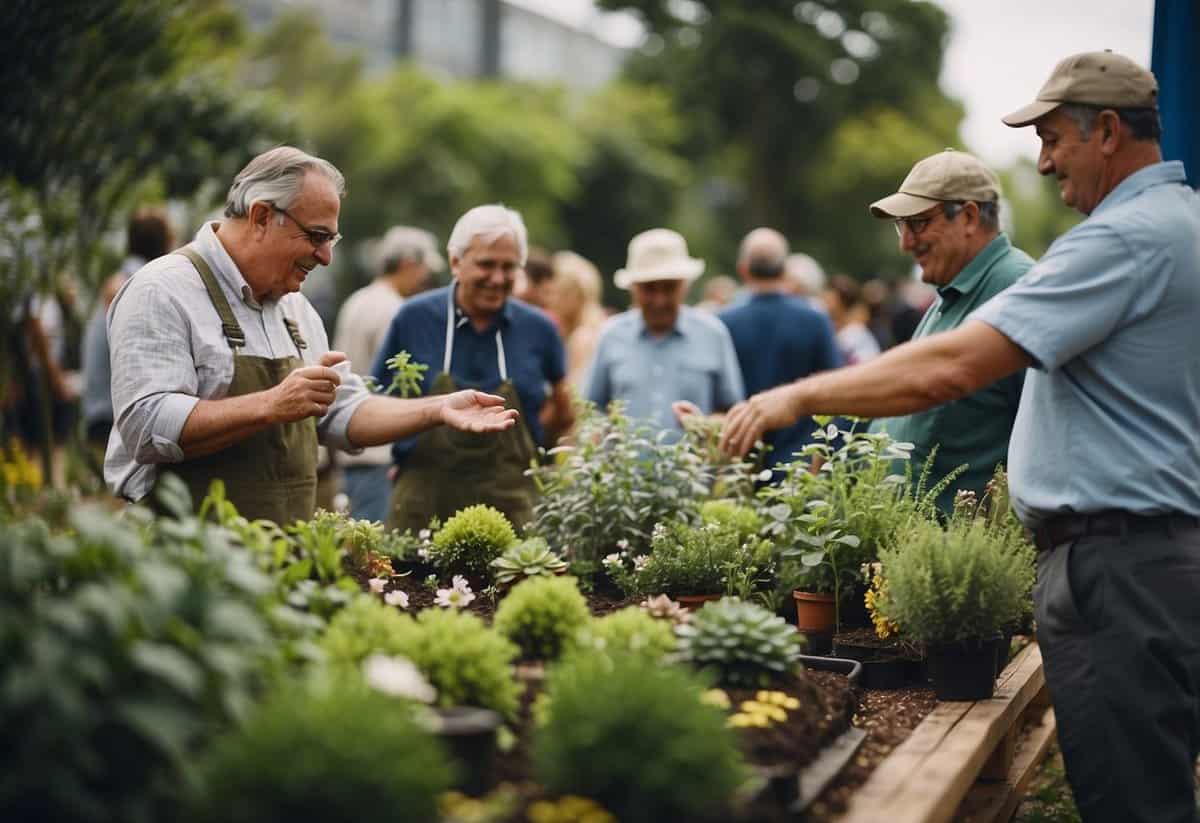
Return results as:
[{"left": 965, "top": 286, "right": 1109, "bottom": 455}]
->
[{"left": 676, "top": 362, "right": 718, "bottom": 408}]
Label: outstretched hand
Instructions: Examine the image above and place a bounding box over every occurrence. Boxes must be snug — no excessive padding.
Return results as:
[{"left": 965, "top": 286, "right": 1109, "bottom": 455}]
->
[
  {"left": 440, "top": 390, "right": 520, "bottom": 433},
  {"left": 719, "top": 384, "right": 802, "bottom": 458}
]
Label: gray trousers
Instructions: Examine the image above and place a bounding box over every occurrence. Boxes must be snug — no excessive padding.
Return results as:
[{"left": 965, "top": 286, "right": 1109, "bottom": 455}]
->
[{"left": 1035, "top": 524, "right": 1200, "bottom": 823}]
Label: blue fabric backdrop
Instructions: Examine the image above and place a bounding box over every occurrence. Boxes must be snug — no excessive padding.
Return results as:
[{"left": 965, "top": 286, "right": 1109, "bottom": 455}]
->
[{"left": 1152, "top": 0, "right": 1199, "bottom": 187}]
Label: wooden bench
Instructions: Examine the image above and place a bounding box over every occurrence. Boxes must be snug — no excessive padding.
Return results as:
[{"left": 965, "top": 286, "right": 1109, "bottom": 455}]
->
[{"left": 839, "top": 642, "right": 1057, "bottom": 823}]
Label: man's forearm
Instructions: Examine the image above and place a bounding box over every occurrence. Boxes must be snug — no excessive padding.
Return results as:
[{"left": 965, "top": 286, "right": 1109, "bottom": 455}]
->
[
  {"left": 346, "top": 395, "right": 445, "bottom": 448},
  {"left": 179, "top": 392, "right": 276, "bottom": 458},
  {"left": 792, "top": 321, "right": 1029, "bottom": 419}
]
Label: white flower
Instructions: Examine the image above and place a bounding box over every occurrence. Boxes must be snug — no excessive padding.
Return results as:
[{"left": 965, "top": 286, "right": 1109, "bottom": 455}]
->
[
  {"left": 435, "top": 585, "right": 475, "bottom": 609},
  {"left": 417, "top": 547, "right": 429, "bottom": 560},
  {"left": 757, "top": 469, "right": 774, "bottom": 483},
  {"left": 633, "top": 555, "right": 650, "bottom": 572},
  {"left": 616, "top": 538, "right": 630, "bottom": 551},
  {"left": 602, "top": 552, "right": 623, "bottom": 567},
  {"left": 363, "top": 654, "right": 437, "bottom": 703},
  {"left": 418, "top": 529, "right": 432, "bottom": 541},
  {"left": 450, "top": 574, "right": 472, "bottom": 594},
  {"left": 384, "top": 590, "right": 410, "bottom": 609},
  {"left": 368, "top": 577, "right": 387, "bottom": 595}
]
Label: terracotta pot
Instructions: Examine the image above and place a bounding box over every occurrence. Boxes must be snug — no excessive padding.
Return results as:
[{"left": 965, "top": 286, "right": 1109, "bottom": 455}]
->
[
  {"left": 676, "top": 593, "right": 722, "bottom": 612},
  {"left": 793, "top": 590, "right": 837, "bottom": 633}
]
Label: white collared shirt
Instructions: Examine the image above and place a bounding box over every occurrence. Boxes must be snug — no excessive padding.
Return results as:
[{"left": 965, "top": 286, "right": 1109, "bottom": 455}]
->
[{"left": 104, "top": 221, "right": 368, "bottom": 502}]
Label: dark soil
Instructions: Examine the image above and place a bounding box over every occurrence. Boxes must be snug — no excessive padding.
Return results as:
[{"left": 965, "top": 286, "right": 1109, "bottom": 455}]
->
[{"left": 378, "top": 570, "right": 638, "bottom": 621}]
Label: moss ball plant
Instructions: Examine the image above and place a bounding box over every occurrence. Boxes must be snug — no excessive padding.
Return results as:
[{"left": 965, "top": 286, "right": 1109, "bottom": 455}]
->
[
  {"left": 534, "top": 653, "right": 745, "bottom": 823},
  {"left": 493, "top": 576, "right": 591, "bottom": 662},
  {"left": 429, "top": 504, "right": 517, "bottom": 578},
  {"left": 190, "top": 677, "right": 453, "bottom": 823},
  {"left": 320, "top": 602, "right": 520, "bottom": 719},
  {"left": 676, "top": 597, "right": 804, "bottom": 687},
  {"left": 568, "top": 606, "right": 678, "bottom": 664}
]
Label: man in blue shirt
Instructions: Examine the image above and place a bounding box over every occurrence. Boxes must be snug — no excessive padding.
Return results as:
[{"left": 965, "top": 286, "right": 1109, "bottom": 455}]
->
[
  {"left": 718, "top": 228, "right": 840, "bottom": 471},
  {"left": 584, "top": 228, "right": 744, "bottom": 432},
  {"left": 721, "top": 52, "right": 1200, "bottom": 823},
  {"left": 373, "top": 205, "right": 571, "bottom": 532}
]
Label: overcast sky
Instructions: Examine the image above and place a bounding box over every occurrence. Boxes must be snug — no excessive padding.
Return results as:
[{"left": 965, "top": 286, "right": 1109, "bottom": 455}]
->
[{"left": 507, "top": 0, "right": 1157, "bottom": 168}]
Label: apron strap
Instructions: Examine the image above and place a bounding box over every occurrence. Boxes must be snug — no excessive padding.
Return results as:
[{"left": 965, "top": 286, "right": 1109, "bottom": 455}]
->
[
  {"left": 445, "top": 282, "right": 508, "bottom": 380},
  {"left": 178, "top": 246, "right": 246, "bottom": 351}
]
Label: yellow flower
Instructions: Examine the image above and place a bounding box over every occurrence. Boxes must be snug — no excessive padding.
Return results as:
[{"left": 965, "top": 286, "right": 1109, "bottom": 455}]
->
[{"left": 701, "top": 688, "right": 731, "bottom": 709}]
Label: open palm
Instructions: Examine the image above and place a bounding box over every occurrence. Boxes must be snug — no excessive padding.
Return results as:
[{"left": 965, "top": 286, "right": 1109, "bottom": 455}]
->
[{"left": 441, "top": 390, "right": 520, "bottom": 433}]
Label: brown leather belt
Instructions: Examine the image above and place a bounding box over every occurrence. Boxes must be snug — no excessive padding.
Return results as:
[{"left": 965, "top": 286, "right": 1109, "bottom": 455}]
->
[{"left": 1028, "top": 511, "right": 1200, "bottom": 553}]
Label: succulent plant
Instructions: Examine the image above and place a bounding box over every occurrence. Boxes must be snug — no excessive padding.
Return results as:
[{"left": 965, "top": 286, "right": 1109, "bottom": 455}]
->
[
  {"left": 490, "top": 537, "right": 567, "bottom": 586},
  {"left": 640, "top": 594, "right": 690, "bottom": 626},
  {"left": 675, "top": 597, "right": 804, "bottom": 687}
]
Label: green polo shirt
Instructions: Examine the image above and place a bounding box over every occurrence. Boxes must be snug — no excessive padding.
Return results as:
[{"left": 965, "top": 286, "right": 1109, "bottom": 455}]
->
[{"left": 871, "top": 234, "right": 1033, "bottom": 515}]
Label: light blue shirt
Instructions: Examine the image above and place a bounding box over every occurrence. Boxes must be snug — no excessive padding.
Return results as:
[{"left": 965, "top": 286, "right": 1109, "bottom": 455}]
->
[
  {"left": 973, "top": 161, "right": 1200, "bottom": 527},
  {"left": 585, "top": 305, "right": 745, "bottom": 431}
]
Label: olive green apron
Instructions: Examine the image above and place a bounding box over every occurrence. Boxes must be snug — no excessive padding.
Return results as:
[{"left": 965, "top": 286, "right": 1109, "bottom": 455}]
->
[
  {"left": 163, "top": 246, "right": 318, "bottom": 524},
  {"left": 387, "top": 285, "right": 537, "bottom": 533}
]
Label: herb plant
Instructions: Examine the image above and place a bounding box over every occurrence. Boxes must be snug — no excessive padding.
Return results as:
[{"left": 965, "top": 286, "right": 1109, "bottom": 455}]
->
[
  {"left": 493, "top": 575, "right": 592, "bottom": 662},
  {"left": 429, "top": 504, "right": 518, "bottom": 578}
]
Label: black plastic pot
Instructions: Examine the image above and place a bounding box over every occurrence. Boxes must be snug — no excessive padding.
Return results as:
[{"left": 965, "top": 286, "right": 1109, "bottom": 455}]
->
[
  {"left": 994, "top": 631, "right": 1014, "bottom": 678},
  {"left": 832, "top": 635, "right": 925, "bottom": 690},
  {"left": 926, "top": 637, "right": 1003, "bottom": 701},
  {"left": 430, "top": 706, "right": 502, "bottom": 794}
]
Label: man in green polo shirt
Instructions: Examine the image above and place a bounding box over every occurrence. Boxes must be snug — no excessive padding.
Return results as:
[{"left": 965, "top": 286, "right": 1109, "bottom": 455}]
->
[{"left": 867, "top": 149, "right": 1034, "bottom": 513}]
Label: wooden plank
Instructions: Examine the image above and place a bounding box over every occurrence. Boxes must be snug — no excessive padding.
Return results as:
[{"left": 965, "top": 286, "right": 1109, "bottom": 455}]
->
[
  {"left": 953, "top": 706, "right": 1058, "bottom": 823},
  {"left": 838, "top": 644, "right": 1045, "bottom": 823}
]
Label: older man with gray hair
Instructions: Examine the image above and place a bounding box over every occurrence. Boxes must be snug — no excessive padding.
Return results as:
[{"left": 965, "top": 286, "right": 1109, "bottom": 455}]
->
[
  {"left": 106, "top": 147, "right": 517, "bottom": 523},
  {"left": 372, "top": 204, "right": 573, "bottom": 532},
  {"left": 334, "top": 225, "right": 442, "bottom": 522}
]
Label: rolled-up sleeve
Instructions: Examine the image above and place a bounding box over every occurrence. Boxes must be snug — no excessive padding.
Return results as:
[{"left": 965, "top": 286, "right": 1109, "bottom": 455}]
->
[
  {"left": 108, "top": 277, "right": 202, "bottom": 464},
  {"left": 295, "top": 300, "right": 371, "bottom": 452}
]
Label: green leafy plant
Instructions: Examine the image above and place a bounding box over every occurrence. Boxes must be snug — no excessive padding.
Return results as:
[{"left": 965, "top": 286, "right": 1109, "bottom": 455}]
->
[
  {"left": 490, "top": 537, "right": 567, "bottom": 586},
  {"left": 189, "top": 672, "right": 453, "bottom": 823},
  {"left": 429, "top": 504, "right": 518, "bottom": 579},
  {"left": 534, "top": 652, "right": 745, "bottom": 823},
  {"left": 319, "top": 595, "right": 412, "bottom": 668},
  {"left": 871, "top": 517, "right": 1036, "bottom": 645},
  {"left": 493, "top": 576, "right": 592, "bottom": 662},
  {"left": 382, "top": 350, "right": 429, "bottom": 398},
  {"left": 526, "top": 402, "right": 714, "bottom": 576},
  {"left": 699, "top": 499, "right": 763, "bottom": 546},
  {"left": 607, "top": 519, "right": 773, "bottom": 599},
  {"left": 567, "top": 606, "right": 677, "bottom": 664},
  {"left": 394, "top": 609, "right": 520, "bottom": 719},
  {"left": 675, "top": 597, "right": 805, "bottom": 687},
  {"left": 0, "top": 484, "right": 280, "bottom": 823}
]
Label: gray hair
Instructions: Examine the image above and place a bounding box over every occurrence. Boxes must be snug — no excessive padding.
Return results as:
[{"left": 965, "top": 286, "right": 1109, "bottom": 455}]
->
[
  {"left": 224, "top": 146, "right": 346, "bottom": 218},
  {"left": 447, "top": 204, "right": 528, "bottom": 266},
  {"left": 1059, "top": 103, "right": 1162, "bottom": 143}
]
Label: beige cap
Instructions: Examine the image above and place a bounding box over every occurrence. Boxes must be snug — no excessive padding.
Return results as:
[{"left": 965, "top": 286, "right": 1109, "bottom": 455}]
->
[
  {"left": 614, "top": 228, "right": 705, "bottom": 289},
  {"left": 1003, "top": 50, "right": 1158, "bottom": 127},
  {"left": 374, "top": 225, "right": 444, "bottom": 272},
  {"left": 869, "top": 149, "right": 1001, "bottom": 219}
]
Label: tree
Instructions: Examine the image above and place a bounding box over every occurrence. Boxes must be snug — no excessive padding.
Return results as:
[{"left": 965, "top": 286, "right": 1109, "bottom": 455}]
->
[{"left": 599, "top": 0, "right": 964, "bottom": 277}]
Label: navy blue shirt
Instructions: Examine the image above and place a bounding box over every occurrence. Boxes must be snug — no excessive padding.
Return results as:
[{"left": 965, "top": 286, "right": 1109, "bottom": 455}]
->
[
  {"left": 718, "top": 292, "right": 842, "bottom": 468},
  {"left": 371, "top": 285, "right": 566, "bottom": 467}
]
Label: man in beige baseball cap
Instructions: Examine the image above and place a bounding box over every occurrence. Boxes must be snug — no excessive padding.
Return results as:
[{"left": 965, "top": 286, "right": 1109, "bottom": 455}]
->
[
  {"left": 584, "top": 228, "right": 744, "bottom": 431},
  {"left": 865, "top": 149, "right": 1033, "bottom": 515},
  {"left": 722, "top": 51, "right": 1200, "bottom": 823}
]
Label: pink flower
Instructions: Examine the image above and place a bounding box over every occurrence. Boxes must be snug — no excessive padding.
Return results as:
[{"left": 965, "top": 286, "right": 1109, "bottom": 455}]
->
[{"left": 368, "top": 578, "right": 387, "bottom": 595}]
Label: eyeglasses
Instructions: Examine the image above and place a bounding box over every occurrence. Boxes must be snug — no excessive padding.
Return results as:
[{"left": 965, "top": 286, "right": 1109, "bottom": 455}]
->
[
  {"left": 272, "top": 204, "right": 342, "bottom": 249},
  {"left": 892, "top": 202, "right": 963, "bottom": 238}
]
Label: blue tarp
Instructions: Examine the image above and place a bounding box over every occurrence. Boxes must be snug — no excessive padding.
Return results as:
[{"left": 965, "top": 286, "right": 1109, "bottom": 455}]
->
[{"left": 1152, "top": 0, "right": 1199, "bottom": 187}]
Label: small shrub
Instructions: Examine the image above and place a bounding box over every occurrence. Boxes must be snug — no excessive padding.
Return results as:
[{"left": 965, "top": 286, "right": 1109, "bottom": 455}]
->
[
  {"left": 872, "top": 517, "right": 1036, "bottom": 644},
  {"left": 493, "top": 576, "right": 591, "bottom": 662},
  {"left": 490, "top": 537, "right": 567, "bottom": 586},
  {"left": 319, "top": 595, "right": 411, "bottom": 666},
  {"left": 190, "top": 674, "right": 452, "bottom": 823},
  {"left": 608, "top": 520, "right": 773, "bottom": 599},
  {"left": 429, "top": 505, "right": 517, "bottom": 578},
  {"left": 699, "top": 499, "right": 762, "bottom": 546},
  {"left": 676, "top": 597, "right": 804, "bottom": 687},
  {"left": 568, "top": 606, "right": 677, "bottom": 664},
  {"left": 534, "top": 653, "right": 746, "bottom": 823},
  {"left": 393, "top": 609, "right": 521, "bottom": 719}
]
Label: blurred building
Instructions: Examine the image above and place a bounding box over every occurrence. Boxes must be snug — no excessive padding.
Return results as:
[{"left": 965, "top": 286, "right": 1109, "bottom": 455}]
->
[{"left": 235, "top": 0, "right": 627, "bottom": 92}]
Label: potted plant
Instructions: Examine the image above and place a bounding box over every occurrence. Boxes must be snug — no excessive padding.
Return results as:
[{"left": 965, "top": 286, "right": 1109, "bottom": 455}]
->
[
  {"left": 605, "top": 518, "right": 774, "bottom": 610},
  {"left": 870, "top": 516, "right": 1036, "bottom": 700}
]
